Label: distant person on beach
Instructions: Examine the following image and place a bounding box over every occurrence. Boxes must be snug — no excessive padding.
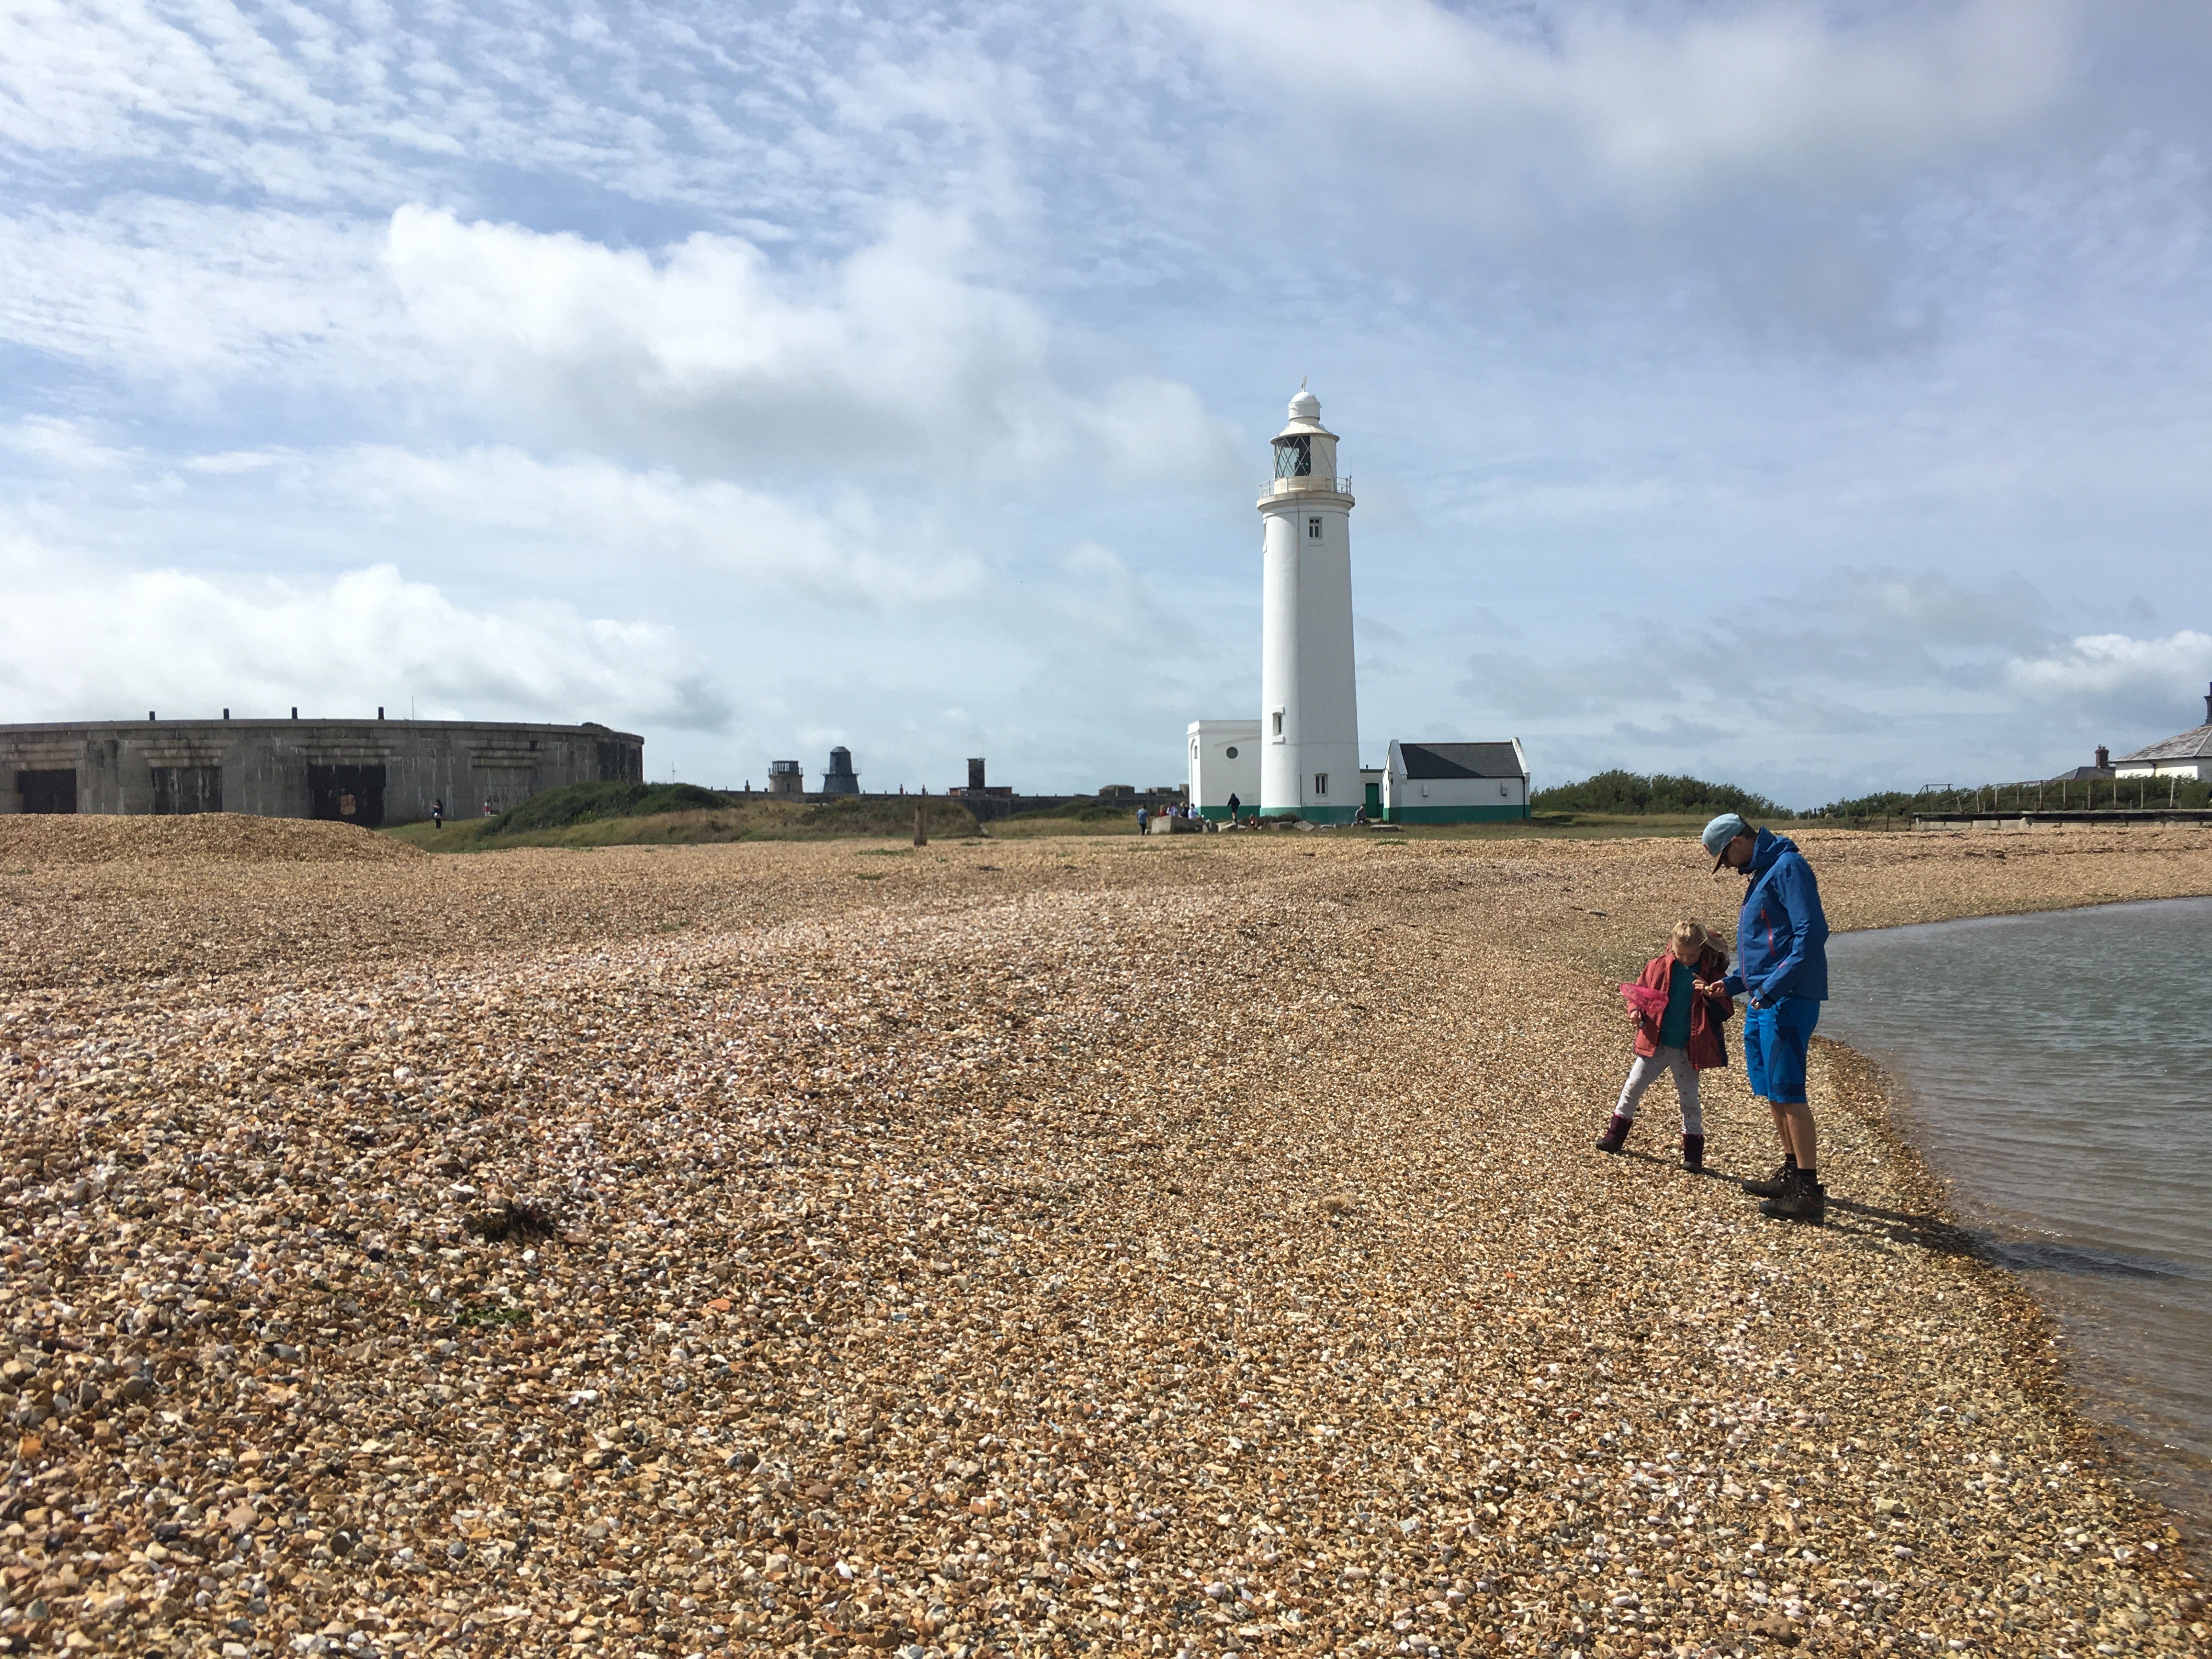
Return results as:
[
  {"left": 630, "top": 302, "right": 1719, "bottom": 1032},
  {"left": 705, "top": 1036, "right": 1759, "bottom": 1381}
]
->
[
  {"left": 1227, "top": 792, "right": 1240, "bottom": 825},
  {"left": 1598, "top": 919, "right": 1734, "bottom": 1171},
  {"left": 431, "top": 798, "right": 443, "bottom": 829},
  {"left": 1702, "top": 812, "right": 1832, "bottom": 1223},
  {"left": 1136, "top": 805, "right": 1149, "bottom": 834}
]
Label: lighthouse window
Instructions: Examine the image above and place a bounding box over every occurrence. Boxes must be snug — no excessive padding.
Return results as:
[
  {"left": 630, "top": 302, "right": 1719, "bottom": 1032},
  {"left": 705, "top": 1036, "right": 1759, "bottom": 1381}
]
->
[
  {"left": 1307, "top": 516, "right": 1322, "bottom": 539},
  {"left": 1224, "top": 746, "right": 1238, "bottom": 759},
  {"left": 1314, "top": 772, "right": 1329, "bottom": 795},
  {"left": 1271, "top": 710, "right": 1284, "bottom": 737},
  {"left": 1272, "top": 435, "right": 1312, "bottom": 478}
]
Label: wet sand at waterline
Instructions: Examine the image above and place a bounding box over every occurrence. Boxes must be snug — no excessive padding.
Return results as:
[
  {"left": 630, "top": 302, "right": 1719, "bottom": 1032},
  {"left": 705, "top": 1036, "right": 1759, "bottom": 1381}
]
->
[{"left": 3, "top": 816, "right": 2211, "bottom": 1656}]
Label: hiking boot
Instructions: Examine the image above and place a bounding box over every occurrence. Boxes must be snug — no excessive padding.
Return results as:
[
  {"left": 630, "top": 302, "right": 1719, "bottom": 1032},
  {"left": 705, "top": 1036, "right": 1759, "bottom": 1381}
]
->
[
  {"left": 1681, "top": 1135, "right": 1705, "bottom": 1173},
  {"left": 1740, "top": 1160, "right": 1795, "bottom": 1198},
  {"left": 1759, "top": 1171, "right": 1826, "bottom": 1224},
  {"left": 1595, "top": 1113, "right": 1633, "bottom": 1155}
]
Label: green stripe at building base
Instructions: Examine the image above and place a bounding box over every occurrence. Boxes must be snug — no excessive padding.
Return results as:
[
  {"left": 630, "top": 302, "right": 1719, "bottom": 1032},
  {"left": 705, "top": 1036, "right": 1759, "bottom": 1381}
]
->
[{"left": 1382, "top": 804, "right": 1529, "bottom": 823}]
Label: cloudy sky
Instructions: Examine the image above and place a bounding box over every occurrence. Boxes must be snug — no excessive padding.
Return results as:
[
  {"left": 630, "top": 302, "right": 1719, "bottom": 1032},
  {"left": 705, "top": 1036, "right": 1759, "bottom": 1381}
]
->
[{"left": 3, "top": 0, "right": 2209, "bottom": 805}]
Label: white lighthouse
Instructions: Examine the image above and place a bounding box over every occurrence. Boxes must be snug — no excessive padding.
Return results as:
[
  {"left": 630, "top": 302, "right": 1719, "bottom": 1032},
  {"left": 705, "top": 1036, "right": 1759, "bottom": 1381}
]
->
[{"left": 1258, "top": 383, "right": 1361, "bottom": 822}]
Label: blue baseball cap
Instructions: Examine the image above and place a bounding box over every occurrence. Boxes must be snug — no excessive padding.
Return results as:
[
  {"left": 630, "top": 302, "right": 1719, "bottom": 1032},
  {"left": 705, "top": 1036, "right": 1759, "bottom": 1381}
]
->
[{"left": 1702, "top": 812, "right": 1751, "bottom": 869}]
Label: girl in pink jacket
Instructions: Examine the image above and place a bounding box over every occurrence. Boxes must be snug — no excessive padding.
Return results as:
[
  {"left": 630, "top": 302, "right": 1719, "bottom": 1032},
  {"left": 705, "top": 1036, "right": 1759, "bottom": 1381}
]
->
[{"left": 1598, "top": 919, "right": 1734, "bottom": 1171}]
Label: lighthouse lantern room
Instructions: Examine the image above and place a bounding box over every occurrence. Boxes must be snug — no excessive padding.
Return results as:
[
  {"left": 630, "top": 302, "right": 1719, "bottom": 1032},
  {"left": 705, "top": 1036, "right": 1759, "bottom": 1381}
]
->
[{"left": 1257, "top": 383, "right": 1361, "bottom": 823}]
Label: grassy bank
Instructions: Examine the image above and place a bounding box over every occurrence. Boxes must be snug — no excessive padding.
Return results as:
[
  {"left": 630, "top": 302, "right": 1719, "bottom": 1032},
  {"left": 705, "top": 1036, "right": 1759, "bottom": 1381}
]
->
[
  {"left": 383, "top": 796, "right": 1916, "bottom": 854},
  {"left": 1172, "top": 812, "right": 1863, "bottom": 842},
  {"left": 989, "top": 811, "right": 1141, "bottom": 838},
  {"left": 386, "top": 793, "right": 981, "bottom": 852},
  {"left": 1387, "top": 810, "right": 1718, "bottom": 840}
]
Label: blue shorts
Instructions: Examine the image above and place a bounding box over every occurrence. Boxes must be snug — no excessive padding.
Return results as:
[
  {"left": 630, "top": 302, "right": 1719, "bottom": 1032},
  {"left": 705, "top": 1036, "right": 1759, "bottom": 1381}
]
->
[{"left": 1743, "top": 996, "right": 1820, "bottom": 1104}]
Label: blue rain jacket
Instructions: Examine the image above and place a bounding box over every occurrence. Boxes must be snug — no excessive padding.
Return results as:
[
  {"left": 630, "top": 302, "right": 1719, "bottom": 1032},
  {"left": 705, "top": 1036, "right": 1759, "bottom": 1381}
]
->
[{"left": 1723, "top": 828, "right": 1830, "bottom": 1005}]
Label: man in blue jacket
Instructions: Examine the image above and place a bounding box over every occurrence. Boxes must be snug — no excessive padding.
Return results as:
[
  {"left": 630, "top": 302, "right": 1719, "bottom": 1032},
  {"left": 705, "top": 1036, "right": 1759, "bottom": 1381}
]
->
[{"left": 1701, "top": 812, "right": 1830, "bottom": 1223}]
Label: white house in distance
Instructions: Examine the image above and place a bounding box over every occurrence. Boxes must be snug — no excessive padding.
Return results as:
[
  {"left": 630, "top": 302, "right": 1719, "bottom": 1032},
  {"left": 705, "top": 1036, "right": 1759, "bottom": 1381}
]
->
[
  {"left": 1383, "top": 740, "right": 1531, "bottom": 823},
  {"left": 2112, "top": 683, "right": 2212, "bottom": 782},
  {"left": 1187, "top": 720, "right": 1260, "bottom": 820}
]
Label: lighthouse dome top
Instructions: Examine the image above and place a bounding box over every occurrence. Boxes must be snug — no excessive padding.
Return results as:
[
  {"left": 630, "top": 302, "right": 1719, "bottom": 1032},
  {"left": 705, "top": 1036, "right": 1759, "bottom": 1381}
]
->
[{"left": 1275, "top": 380, "right": 1335, "bottom": 442}]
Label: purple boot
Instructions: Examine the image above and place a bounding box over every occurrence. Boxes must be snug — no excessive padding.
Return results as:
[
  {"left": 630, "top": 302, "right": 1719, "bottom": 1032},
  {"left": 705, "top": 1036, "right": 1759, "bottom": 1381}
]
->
[
  {"left": 1595, "top": 1113, "right": 1633, "bottom": 1154},
  {"left": 1681, "top": 1134, "right": 1705, "bottom": 1173}
]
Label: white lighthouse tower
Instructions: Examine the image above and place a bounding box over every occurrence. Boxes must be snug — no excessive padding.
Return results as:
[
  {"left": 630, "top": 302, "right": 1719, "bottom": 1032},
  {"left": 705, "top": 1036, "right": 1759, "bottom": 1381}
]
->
[{"left": 1258, "top": 383, "right": 1361, "bottom": 822}]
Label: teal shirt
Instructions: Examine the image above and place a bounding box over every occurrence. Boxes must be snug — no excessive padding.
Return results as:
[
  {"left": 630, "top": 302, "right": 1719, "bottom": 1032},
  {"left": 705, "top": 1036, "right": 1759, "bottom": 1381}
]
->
[{"left": 1657, "top": 960, "right": 1695, "bottom": 1048}]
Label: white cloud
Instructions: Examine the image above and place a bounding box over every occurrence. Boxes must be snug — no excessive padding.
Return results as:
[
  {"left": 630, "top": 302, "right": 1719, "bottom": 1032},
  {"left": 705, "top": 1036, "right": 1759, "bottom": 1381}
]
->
[
  {"left": 1166, "top": 0, "right": 2075, "bottom": 209},
  {"left": 0, "top": 199, "right": 398, "bottom": 380},
  {"left": 0, "top": 416, "right": 132, "bottom": 471},
  {"left": 0, "top": 536, "right": 729, "bottom": 730},
  {"left": 2003, "top": 630, "right": 2212, "bottom": 702},
  {"left": 383, "top": 204, "right": 1241, "bottom": 482},
  {"left": 317, "top": 445, "right": 983, "bottom": 610}
]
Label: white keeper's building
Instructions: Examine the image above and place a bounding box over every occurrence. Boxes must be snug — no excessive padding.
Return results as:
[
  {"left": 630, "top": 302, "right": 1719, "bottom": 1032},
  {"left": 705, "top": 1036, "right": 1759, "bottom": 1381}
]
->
[
  {"left": 1383, "top": 740, "right": 1531, "bottom": 823},
  {"left": 2112, "top": 683, "right": 2212, "bottom": 782},
  {"left": 1187, "top": 721, "right": 1261, "bottom": 820}
]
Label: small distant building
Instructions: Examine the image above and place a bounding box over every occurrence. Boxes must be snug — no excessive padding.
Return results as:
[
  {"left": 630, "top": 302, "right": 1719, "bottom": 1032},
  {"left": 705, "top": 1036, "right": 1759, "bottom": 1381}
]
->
[
  {"left": 951, "top": 758, "right": 1012, "bottom": 798},
  {"left": 2113, "top": 684, "right": 2212, "bottom": 782},
  {"left": 1382, "top": 739, "right": 1530, "bottom": 823},
  {"left": 1187, "top": 721, "right": 1261, "bottom": 821},
  {"left": 821, "top": 747, "right": 860, "bottom": 795},
  {"left": 2048, "top": 746, "right": 2115, "bottom": 784}
]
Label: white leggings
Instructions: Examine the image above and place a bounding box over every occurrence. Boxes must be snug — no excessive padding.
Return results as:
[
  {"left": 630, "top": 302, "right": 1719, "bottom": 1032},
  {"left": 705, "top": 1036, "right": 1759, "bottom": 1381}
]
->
[{"left": 1616, "top": 1046, "right": 1703, "bottom": 1135}]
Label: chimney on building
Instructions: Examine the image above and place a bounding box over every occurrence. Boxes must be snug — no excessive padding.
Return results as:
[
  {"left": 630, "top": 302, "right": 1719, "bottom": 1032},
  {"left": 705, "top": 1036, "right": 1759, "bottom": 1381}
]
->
[
  {"left": 2203, "top": 679, "right": 2210, "bottom": 726},
  {"left": 2095, "top": 745, "right": 2110, "bottom": 770},
  {"left": 967, "top": 758, "right": 986, "bottom": 792}
]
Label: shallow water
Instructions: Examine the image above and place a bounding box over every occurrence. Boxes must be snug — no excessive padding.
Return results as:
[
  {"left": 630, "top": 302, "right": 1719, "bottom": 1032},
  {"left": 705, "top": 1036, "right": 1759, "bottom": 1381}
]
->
[{"left": 1825, "top": 896, "right": 2212, "bottom": 1532}]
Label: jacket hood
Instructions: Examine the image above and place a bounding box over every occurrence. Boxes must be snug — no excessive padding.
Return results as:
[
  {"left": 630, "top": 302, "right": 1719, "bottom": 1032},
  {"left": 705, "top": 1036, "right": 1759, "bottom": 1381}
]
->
[{"left": 1748, "top": 826, "right": 1798, "bottom": 876}]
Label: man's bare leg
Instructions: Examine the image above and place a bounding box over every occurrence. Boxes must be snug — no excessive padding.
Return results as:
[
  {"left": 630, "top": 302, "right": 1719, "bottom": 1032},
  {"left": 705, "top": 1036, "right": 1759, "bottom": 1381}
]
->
[{"left": 1778, "top": 1102, "right": 1818, "bottom": 1175}]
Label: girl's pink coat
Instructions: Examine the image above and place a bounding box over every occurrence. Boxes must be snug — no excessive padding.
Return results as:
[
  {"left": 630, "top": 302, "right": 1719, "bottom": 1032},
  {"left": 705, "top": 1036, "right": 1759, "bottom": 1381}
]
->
[{"left": 1628, "top": 946, "right": 1734, "bottom": 1070}]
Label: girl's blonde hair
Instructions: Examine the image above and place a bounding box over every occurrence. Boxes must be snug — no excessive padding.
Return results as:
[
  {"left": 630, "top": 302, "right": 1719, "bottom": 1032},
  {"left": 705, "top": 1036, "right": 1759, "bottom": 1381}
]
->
[{"left": 1671, "top": 919, "right": 1711, "bottom": 955}]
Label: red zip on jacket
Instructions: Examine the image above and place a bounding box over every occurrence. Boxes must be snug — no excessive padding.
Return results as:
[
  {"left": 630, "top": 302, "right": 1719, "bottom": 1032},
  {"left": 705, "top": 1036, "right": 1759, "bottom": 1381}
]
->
[{"left": 1631, "top": 945, "right": 1735, "bottom": 1069}]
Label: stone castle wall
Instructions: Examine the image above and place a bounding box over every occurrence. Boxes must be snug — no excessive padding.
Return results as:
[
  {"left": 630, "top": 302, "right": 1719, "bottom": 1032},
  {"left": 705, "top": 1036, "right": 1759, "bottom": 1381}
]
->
[{"left": 0, "top": 719, "right": 643, "bottom": 828}]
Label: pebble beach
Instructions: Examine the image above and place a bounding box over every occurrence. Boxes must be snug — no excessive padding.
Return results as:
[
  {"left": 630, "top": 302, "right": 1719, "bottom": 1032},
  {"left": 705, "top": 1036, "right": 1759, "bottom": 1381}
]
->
[{"left": 4, "top": 816, "right": 2210, "bottom": 1658}]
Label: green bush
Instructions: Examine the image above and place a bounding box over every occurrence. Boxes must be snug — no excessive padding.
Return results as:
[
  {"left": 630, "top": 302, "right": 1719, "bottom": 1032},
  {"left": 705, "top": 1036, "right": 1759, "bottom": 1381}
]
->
[
  {"left": 796, "top": 797, "right": 980, "bottom": 837},
  {"left": 1802, "top": 789, "right": 1921, "bottom": 823},
  {"left": 1002, "top": 797, "right": 1136, "bottom": 823},
  {"left": 485, "top": 782, "right": 731, "bottom": 835},
  {"left": 1531, "top": 771, "right": 1787, "bottom": 817}
]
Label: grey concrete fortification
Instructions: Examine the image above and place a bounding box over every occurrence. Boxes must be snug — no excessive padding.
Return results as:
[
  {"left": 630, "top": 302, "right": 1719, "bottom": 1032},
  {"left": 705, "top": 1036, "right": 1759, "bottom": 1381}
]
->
[{"left": 0, "top": 717, "right": 644, "bottom": 828}]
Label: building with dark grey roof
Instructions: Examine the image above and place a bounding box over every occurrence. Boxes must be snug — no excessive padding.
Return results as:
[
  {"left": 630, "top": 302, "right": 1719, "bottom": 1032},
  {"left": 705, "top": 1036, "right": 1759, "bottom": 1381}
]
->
[
  {"left": 2112, "top": 683, "right": 2212, "bottom": 782},
  {"left": 1, "top": 715, "right": 642, "bottom": 827},
  {"left": 2048, "top": 745, "right": 2117, "bottom": 783},
  {"left": 1382, "top": 738, "right": 1530, "bottom": 823}
]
